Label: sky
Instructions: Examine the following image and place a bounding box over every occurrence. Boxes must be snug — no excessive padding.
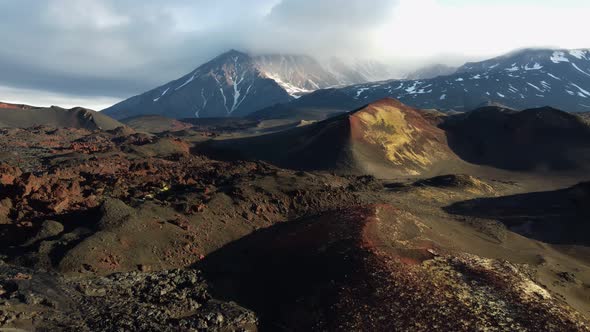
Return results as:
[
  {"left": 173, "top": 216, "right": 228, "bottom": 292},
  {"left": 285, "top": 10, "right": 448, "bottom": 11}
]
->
[{"left": 0, "top": 0, "right": 589, "bottom": 109}]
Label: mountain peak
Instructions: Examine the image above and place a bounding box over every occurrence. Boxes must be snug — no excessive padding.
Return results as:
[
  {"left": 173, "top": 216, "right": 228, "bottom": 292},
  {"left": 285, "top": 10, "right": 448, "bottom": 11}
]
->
[
  {"left": 102, "top": 50, "right": 391, "bottom": 119},
  {"left": 214, "top": 49, "right": 249, "bottom": 60},
  {"left": 102, "top": 50, "right": 292, "bottom": 119}
]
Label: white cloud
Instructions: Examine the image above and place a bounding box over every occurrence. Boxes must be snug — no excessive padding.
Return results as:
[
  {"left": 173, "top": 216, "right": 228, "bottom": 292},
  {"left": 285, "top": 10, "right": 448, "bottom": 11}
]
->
[
  {"left": 375, "top": 0, "right": 590, "bottom": 59},
  {"left": 46, "top": 0, "right": 130, "bottom": 29},
  {"left": 0, "top": 0, "right": 588, "bottom": 109},
  {"left": 0, "top": 85, "right": 120, "bottom": 110}
]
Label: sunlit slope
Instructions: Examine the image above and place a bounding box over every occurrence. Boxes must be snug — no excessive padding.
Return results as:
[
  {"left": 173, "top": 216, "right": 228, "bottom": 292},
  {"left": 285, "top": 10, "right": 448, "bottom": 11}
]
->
[{"left": 201, "top": 98, "right": 462, "bottom": 178}]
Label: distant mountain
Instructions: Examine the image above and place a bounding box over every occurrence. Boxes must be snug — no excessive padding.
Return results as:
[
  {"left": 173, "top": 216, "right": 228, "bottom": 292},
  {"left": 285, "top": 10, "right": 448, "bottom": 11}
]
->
[
  {"left": 247, "top": 88, "right": 358, "bottom": 121},
  {"left": 272, "top": 48, "right": 590, "bottom": 115},
  {"left": 350, "top": 48, "right": 590, "bottom": 112},
  {"left": 103, "top": 50, "right": 395, "bottom": 119},
  {"left": 0, "top": 102, "right": 123, "bottom": 130},
  {"left": 253, "top": 55, "right": 392, "bottom": 96},
  {"left": 406, "top": 64, "right": 457, "bottom": 80},
  {"left": 323, "top": 57, "right": 397, "bottom": 83},
  {"left": 103, "top": 50, "right": 293, "bottom": 120}
]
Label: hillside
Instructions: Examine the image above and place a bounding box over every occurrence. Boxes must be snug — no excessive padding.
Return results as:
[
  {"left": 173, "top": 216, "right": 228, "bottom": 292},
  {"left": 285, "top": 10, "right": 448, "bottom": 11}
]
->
[
  {"left": 202, "top": 98, "right": 590, "bottom": 179},
  {"left": 442, "top": 105, "right": 590, "bottom": 171},
  {"left": 201, "top": 98, "right": 462, "bottom": 178},
  {"left": 0, "top": 102, "right": 123, "bottom": 130}
]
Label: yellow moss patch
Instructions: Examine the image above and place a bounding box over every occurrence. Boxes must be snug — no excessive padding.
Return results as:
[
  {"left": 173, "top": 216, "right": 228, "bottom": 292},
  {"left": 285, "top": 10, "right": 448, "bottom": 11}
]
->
[{"left": 353, "top": 105, "right": 447, "bottom": 174}]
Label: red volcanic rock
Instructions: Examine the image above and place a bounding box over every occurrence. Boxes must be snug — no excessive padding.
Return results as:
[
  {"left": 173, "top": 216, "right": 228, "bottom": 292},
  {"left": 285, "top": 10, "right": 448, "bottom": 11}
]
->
[
  {"left": 15, "top": 173, "right": 44, "bottom": 196},
  {"left": 0, "top": 102, "right": 32, "bottom": 110},
  {"left": 0, "top": 198, "right": 13, "bottom": 224},
  {"left": 0, "top": 163, "right": 22, "bottom": 185}
]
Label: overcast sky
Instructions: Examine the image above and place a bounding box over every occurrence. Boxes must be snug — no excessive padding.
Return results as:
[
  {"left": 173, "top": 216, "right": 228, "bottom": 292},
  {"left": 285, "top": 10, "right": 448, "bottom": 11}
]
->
[{"left": 1, "top": 0, "right": 589, "bottom": 109}]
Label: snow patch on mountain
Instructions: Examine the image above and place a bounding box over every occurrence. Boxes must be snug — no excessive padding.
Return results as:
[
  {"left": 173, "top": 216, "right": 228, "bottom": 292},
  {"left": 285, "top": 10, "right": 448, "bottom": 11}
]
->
[
  {"left": 569, "top": 50, "right": 588, "bottom": 60},
  {"left": 550, "top": 51, "right": 569, "bottom": 63},
  {"left": 262, "top": 72, "right": 312, "bottom": 98},
  {"left": 571, "top": 83, "right": 590, "bottom": 97},
  {"left": 526, "top": 82, "right": 544, "bottom": 93},
  {"left": 176, "top": 72, "right": 198, "bottom": 91},
  {"left": 153, "top": 88, "right": 170, "bottom": 102},
  {"left": 572, "top": 63, "right": 590, "bottom": 77},
  {"left": 525, "top": 63, "right": 543, "bottom": 70}
]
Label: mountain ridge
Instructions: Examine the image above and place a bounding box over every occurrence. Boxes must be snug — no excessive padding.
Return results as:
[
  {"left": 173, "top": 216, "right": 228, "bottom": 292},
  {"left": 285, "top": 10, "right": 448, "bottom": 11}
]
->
[
  {"left": 103, "top": 50, "right": 293, "bottom": 119},
  {"left": 102, "top": 50, "right": 394, "bottom": 119},
  {"left": 258, "top": 48, "right": 590, "bottom": 119}
]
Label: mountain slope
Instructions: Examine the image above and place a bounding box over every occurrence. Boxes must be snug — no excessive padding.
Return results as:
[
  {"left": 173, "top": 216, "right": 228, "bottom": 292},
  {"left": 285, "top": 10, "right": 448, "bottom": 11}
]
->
[
  {"left": 349, "top": 48, "right": 590, "bottom": 112},
  {"left": 102, "top": 51, "right": 397, "bottom": 120},
  {"left": 442, "top": 105, "right": 590, "bottom": 171},
  {"left": 0, "top": 102, "right": 123, "bottom": 130},
  {"left": 246, "top": 88, "right": 359, "bottom": 121},
  {"left": 201, "top": 98, "right": 462, "bottom": 178},
  {"left": 272, "top": 48, "right": 590, "bottom": 116},
  {"left": 202, "top": 98, "right": 590, "bottom": 178},
  {"left": 253, "top": 55, "right": 387, "bottom": 96},
  {"left": 405, "top": 63, "right": 457, "bottom": 80},
  {"left": 102, "top": 50, "right": 294, "bottom": 120}
]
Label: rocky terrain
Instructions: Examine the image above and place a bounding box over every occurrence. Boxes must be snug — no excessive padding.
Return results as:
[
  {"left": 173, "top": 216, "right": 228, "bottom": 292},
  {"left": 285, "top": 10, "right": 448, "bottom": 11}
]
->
[{"left": 1, "top": 99, "right": 590, "bottom": 331}]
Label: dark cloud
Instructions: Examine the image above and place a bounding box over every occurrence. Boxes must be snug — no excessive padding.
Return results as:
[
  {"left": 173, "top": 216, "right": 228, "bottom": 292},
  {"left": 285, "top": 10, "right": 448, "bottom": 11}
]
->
[
  {"left": 268, "top": 0, "right": 392, "bottom": 26},
  {"left": 0, "top": 0, "right": 401, "bottom": 104},
  {"left": 6, "top": 0, "right": 585, "bottom": 108}
]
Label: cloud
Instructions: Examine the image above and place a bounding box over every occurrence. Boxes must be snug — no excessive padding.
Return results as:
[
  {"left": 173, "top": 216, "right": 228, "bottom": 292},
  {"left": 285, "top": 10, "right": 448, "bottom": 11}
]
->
[
  {"left": 46, "top": 0, "right": 131, "bottom": 29},
  {"left": 0, "top": 0, "right": 588, "bottom": 108},
  {"left": 0, "top": 84, "right": 120, "bottom": 111},
  {"left": 245, "top": 0, "right": 396, "bottom": 56}
]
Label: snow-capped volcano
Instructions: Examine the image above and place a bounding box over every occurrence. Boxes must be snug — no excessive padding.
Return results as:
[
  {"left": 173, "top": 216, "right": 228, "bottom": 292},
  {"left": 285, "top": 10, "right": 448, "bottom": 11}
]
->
[
  {"left": 103, "top": 50, "right": 293, "bottom": 119},
  {"left": 253, "top": 55, "right": 340, "bottom": 96},
  {"left": 103, "top": 50, "right": 392, "bottom": 119},
  {"left": 334, "top": 48, "right": 590, "bottom": 112},
  {"left": 250, "top": 55, "right": 396, "bottom": 97}
]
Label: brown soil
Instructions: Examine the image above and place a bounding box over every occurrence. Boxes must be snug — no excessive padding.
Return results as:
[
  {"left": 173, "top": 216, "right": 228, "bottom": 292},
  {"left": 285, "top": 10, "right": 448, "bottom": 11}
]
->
[{"left": 1, "top": 100, "right": 590, "bottom": 331}]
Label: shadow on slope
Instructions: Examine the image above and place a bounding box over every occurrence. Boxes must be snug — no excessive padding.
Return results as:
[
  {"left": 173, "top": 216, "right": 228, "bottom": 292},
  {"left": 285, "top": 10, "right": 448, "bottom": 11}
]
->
[
  {"left": 198, "top": 204, "right": 589, "bottom": 331},
  {"left": 199, "top": 98, "right": 461, "bottom": 178},
  {"left": 444, "top": 181, "right": 590, "bottom": 245},
  {"left": 442, "top": 106, "right": 590, "bottom": 172}
]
